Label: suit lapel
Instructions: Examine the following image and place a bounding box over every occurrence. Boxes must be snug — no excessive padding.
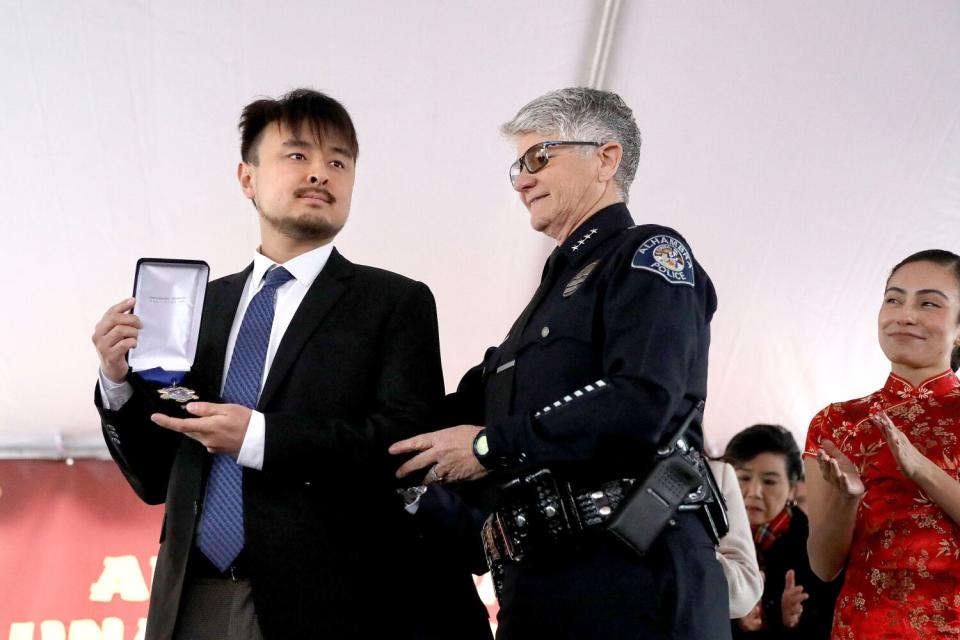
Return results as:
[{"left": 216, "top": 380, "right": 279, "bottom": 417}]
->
[
  {"left": 258, "top": 249, "right": 354, "bottom": 408},
  {"left": 195, "top": 265, "right": 251, "bottom": 396}
]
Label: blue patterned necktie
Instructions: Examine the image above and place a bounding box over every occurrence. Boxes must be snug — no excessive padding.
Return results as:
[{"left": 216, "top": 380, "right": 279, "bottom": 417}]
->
[{"left": 196, "top": 265, "right": 294, "bottom": 571}]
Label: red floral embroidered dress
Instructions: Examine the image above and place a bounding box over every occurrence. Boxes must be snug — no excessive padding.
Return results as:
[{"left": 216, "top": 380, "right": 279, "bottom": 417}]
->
[{"left": 805, "top": 371, "right": 960, "bottom": 639}]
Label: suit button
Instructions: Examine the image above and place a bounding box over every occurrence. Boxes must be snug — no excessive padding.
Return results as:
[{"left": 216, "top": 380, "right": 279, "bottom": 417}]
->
[
  {"left": 541, "top": 326, "right": 550, "bottom": 338},
  {"left": 193, "top": 500, "right": 200, "bottom": 514},
  {"left": 304, "top": 481, "right": 312, "bottom": 487}
]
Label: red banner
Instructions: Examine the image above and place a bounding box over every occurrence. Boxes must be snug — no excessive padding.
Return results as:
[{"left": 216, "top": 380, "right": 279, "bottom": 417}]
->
[
  {"left": 0, "top": 460, "right": 497, "bottom": 639},
  {"left": 1, "top": 460, "right": 162, "bottom": 639}
]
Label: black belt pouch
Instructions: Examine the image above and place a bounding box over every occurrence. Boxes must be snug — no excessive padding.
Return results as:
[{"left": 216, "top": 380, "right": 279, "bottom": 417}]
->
[{"left": 606, "top": 453, "right": 702, "bottom": 555}]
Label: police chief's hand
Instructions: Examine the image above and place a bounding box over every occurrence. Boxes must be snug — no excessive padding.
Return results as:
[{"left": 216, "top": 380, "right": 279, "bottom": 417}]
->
[
  {"left": 151, "top": 402, "right": 251, "bottom": 457},
  {"left": 390, "top": 425, "right": 488, "bottom": 484},
  {"left": 92, "top": 297, "right": 141, "bottom": 383}
]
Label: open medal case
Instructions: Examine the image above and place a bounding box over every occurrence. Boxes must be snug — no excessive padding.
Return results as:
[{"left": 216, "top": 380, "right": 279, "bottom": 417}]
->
[{"left": 128, "top": 258, "right": 209, "bottom": 384}]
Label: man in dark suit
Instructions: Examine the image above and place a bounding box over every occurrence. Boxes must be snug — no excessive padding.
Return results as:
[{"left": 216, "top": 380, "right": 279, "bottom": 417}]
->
[{"left": 92, "top": 89, "right": 443, "bottom": 639}]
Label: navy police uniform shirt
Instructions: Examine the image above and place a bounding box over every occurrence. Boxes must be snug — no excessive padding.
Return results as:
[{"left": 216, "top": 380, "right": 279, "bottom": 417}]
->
[{"left": 448, "top": 203, "right": 717, "bottom": 483}]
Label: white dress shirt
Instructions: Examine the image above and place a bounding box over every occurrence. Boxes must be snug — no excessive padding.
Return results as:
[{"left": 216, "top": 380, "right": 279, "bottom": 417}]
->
[{"left": 99, "top": 243, "right": 334, "bottom": 471}]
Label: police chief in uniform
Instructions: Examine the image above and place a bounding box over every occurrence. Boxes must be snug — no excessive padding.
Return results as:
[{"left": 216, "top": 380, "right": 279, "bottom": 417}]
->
[{"left": 391, "top": 88, "right": 730, "bottom": 639}]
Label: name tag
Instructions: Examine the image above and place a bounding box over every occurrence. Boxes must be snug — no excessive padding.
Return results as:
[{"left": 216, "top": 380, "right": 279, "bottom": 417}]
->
[{"left": 496, "top": 360, "right": 516, "bottom": 374}]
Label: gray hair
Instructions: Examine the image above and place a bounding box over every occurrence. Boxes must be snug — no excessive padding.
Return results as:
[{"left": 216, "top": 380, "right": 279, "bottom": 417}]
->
[{"left": 500, "top": 87, "right": 641, "bottom": 201}]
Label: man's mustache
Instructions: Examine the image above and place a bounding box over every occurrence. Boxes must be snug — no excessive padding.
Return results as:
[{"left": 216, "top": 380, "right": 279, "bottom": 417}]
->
[{"left": 294, "top": 187, "right": 336, "bottom": 204}]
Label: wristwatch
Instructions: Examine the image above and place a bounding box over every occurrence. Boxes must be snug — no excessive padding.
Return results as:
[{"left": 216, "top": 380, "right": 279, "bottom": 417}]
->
[{"left": 472, "top": 429, "right": 491, "bottom": 466}]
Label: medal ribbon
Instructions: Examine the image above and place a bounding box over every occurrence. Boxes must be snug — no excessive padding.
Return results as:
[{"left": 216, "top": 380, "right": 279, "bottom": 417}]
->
[{"left": 134, "top": 367, "right": 188, "bottom": 386}]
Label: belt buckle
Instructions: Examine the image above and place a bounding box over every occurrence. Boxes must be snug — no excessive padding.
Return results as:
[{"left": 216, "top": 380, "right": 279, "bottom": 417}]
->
[
  {"left": 227, "top": 560, "right": 248, "bottom": 582},
  {"left": 495, "top": 509, "right": 525, "bottom": 561}
]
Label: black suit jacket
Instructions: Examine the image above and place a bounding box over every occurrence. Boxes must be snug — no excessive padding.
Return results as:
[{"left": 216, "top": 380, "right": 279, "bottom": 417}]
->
[
  {"left": 97, "top": 249, "right": 444, "bottom": 639},
  {"left": 407, "top": 486, "right": 493, "bottom": 640}
]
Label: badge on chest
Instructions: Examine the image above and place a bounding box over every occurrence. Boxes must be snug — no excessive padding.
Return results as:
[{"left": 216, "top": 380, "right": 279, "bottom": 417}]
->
[{"left": 563, "top": 260, "right": 601, "bottom": 298}]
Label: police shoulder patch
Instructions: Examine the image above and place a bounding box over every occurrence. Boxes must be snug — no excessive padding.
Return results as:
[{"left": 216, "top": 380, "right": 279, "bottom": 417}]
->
[{"left": 631, "top": 234, "right": 695, "bottom": 287}]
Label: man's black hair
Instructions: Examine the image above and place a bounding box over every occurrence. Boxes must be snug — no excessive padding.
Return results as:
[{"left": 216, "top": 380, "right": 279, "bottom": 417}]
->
[{"left": 239, "top": 88, "right": 358, "bottom": 164}]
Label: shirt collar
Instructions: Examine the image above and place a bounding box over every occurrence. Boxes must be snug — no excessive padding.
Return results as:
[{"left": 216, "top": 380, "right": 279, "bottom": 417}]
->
[
  {"left": 884, "top": 370, "right": 960, "bottom": 398},
  {"left": 558, "top": 202, "right": 634, "bottom": 263},
  {"left": 251, "top": 243, "right": 334, "bottom": 289}
]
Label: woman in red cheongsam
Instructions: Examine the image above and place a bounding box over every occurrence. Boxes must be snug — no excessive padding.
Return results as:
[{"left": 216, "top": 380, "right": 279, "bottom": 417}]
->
[{"left": 805, "top": 249, "right": 960, "bottom": 639}]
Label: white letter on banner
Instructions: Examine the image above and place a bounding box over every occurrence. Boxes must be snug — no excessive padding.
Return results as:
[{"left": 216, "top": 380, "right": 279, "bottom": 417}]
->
[
  {"left": 89, "top": 557, "right": 149, "bottom": 602},
  {"left": 131, "top": 619, "right": 147, "bottom": 640},
  {"left": 65, "top": 619, "right": 123, "bottom": 640},
  {"left": 148, "top": 556, "right": 157, "bottom": 586},
  {"left": 9, "top": 622, "right": 35, "bottom": 640},
  {"left": 38, "top": 620, "right": 65, "bottom": 640}
]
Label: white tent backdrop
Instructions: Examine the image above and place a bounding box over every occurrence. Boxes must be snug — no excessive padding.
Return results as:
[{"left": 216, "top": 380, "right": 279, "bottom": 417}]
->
[{"left": 1, "top": 0, "right": 958, "bottom": 457}]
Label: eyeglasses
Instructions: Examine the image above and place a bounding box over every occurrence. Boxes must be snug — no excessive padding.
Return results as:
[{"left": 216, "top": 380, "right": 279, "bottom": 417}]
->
[{"left": 509, "top": 140, "right": 602, "bottom": 187}]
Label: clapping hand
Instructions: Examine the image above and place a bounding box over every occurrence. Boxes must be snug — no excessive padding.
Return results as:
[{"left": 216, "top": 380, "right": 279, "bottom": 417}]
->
[
  {"left": 737, "top": 602, "right": 763, "bottom": 632},
  {"left": 781, "top": 569, "right": 809, "bottom": 628},
  {"left": 816, "top": 440, "right": 865, "bottom": 498},
  {"left": 736, "top": 570, "right": 765, "bottom": 631},
  {"left": 871, "top": 410, "right": 931, "bottom": 483}
]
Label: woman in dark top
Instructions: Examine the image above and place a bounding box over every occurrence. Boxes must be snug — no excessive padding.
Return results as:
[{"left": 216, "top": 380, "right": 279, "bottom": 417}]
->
[{"left": 724, "top": 424, "right": 840, "bottom": 639}]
